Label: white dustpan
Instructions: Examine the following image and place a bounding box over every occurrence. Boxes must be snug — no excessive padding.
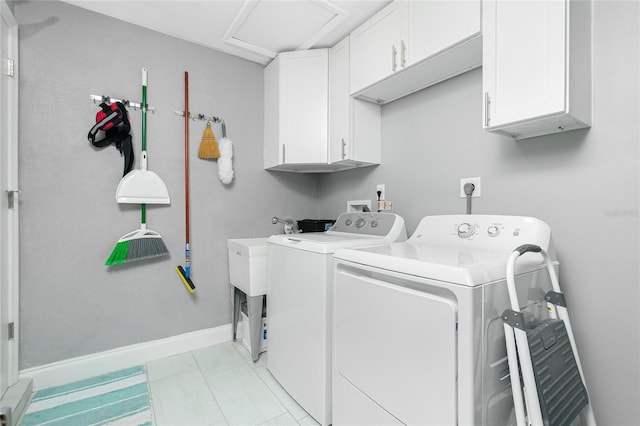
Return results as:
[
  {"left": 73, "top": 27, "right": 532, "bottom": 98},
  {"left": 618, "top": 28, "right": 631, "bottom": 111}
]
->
[
  {"left": 116, "top": 152, "right": 170, "bottom": 203},
  {"left": 116, "top": 68, "right": 170, "bottom": 204}
]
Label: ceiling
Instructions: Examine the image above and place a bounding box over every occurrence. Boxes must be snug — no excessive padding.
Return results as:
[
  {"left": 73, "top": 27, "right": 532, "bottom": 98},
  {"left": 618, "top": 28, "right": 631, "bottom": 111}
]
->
[{"left": 61, "top": 0, "right": 392, "bottom": 65}]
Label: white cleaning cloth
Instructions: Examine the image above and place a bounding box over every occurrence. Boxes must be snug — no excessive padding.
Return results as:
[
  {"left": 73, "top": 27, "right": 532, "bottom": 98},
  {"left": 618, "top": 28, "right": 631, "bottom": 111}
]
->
[{"left": 217, "top": 137, "right": 234, "bottom": 184}]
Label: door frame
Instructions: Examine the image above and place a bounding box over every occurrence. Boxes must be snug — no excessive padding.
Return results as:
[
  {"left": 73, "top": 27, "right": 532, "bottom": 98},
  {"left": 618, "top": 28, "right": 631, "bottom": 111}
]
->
[{"left": 1, "top": 0, "right": 19, "bottom": 396}]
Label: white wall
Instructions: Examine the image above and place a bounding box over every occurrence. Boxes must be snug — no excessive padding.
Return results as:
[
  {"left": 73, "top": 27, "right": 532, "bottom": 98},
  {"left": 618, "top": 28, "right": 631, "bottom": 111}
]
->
[
  {"left": 317, "top": 2, "right": 639, "bottom": 424},
  {"left": 15, "top": 1, "right": 319, "bottom": 369}
]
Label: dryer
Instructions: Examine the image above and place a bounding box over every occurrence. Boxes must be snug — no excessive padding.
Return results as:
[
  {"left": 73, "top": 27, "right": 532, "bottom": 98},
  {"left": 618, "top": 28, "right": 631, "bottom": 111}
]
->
[
  {"left": 333, "top": 215, "right": 557, "bottom": 425},
  {"left": 267, "top": 212, "right": 407, "bottom": 426}
]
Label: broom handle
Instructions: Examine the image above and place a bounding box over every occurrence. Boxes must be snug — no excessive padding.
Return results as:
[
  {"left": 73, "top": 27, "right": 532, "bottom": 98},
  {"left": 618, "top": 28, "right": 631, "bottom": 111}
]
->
[
  {"left": 142, "top": 86, "right": 147, "bottom": 151},
  {"left": 142, "top": 69, "right": 148, "bottom": 226}
]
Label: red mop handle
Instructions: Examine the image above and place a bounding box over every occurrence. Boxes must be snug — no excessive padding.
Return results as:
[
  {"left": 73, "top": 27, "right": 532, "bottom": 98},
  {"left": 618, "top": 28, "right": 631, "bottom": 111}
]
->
[{"left": 184, "top": 71, "right": 190, "bottom": 244}]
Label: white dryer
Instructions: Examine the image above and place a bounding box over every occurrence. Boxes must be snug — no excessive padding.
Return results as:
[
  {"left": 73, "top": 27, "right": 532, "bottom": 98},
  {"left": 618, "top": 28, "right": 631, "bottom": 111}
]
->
[
  {"left": 333, "top": 215, "right": 557, "bottom": 425},
  {"left": 267, "top": 212, "right": 407, "bottom": 426}
]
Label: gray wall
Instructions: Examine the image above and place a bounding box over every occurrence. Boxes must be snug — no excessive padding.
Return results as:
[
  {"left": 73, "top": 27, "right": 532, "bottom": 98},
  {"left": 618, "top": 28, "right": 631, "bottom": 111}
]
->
[
  {"left": 318, "top": 2, "right": 639, "bottom": 425},
  {"left": 15, "top": 1, "right": 319, "bottom": 369},
  {"left": 14, "top": 0, "right": 640, "bottom": 425}
]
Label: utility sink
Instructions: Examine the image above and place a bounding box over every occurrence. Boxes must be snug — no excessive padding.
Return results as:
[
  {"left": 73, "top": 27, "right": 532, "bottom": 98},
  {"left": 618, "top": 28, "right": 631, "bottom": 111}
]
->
[{"left": 227, "top": 238, "right": 269, "bottom": 297}]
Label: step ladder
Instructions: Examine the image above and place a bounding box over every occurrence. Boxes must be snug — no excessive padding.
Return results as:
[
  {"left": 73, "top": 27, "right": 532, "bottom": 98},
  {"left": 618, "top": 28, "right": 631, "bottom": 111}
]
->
[{"left": 502, "top": 244, "right": 597, "bottom": 426}]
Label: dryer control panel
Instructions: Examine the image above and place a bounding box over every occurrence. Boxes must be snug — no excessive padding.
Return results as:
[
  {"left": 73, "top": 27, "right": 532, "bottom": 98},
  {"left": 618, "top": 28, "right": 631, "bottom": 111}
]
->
[
  {"left": 329, "top": 212, "right": 403, "bottom": 237},
  {"left": 409, "top": 215, "right": 552, "bottom": 254}
]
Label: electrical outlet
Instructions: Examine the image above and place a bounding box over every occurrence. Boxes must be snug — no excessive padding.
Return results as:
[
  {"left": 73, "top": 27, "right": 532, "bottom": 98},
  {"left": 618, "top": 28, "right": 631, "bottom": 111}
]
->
[
  {"left": 460, "top": 177, "right": 481, "bottom": 197},
  {"left": 376, "top": 184, "right": 386, "bottom": 201}
]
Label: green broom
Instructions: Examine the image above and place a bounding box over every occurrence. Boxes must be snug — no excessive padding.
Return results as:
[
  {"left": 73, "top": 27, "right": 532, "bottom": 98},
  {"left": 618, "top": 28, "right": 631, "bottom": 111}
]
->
[
  {"left": 105, "top": 205, "right": 168, "bottom": 265},
  {"left": 106, "top": 68, "right": 169, "bottom": 265}
]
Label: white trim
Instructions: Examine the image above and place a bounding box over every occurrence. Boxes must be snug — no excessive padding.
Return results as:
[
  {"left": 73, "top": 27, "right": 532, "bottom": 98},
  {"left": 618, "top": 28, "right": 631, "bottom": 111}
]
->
[
  {"left": 223, "top": 0, "right": 348, "bottom": 60},
  {"left": 298, "top": 0, "right": 347, "bottom": 50},
  {"left": 19, "top": 324, "right": 232, "bottom": 391},
  {"left": 1, "top": 0, "right": 20, "bottom": 394}
]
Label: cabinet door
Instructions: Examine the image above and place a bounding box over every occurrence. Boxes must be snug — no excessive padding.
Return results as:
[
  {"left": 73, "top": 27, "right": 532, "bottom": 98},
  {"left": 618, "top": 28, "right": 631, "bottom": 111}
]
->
[
  {"left": 350, "top": 1, "right": 407, "bottom": 95},
  {"left": 281, "top": 50, "right": 328, "bottom": 164},
  {"left": 263, "top": 56, "right": 281, "bottom": 169},
  {"left": 408, "top": 0, "right": 480, "bottom": 66},
  {"left": 329, "top": 37, "right": 350, "bottom": 164},
  {"left": 330, "top": 36, "right": 382, "bottom": 167},
  {"left": 483, "top": 0, "right": 566, "bottom": 128}
]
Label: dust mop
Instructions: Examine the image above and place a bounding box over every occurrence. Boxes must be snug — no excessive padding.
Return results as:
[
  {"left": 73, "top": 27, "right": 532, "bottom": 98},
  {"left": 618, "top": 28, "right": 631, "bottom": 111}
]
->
[
  {"left": 106, "top": 69, "right": 169, "bottom": 265},
  {"left": 217, "top": 121, "right": 234, "bottom": 184},
  {"left": 176, "top": 71, "right": 196, "bottom": 293}
]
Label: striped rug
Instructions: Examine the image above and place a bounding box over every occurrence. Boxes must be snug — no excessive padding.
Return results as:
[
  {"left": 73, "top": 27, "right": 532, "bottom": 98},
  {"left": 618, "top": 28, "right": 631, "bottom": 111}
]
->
[{"left": 20, "top": 366, "right": 153, "bottom": 426}]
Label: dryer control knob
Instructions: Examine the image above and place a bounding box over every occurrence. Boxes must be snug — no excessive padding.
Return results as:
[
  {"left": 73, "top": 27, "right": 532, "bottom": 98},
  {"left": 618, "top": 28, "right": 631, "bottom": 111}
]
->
[
  {"left": 355, "top": 218, "right": 367, "bottom": 228},
  {"left": 487, "top": 225, "right": 500, "bottom": 237},
  {"left": 457, "top": 223, "right": 475, "bottom": 238}
]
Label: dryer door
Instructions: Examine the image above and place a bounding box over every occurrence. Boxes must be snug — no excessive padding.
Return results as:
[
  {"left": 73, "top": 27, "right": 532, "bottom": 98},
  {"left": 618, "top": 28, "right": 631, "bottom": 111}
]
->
[{"left": 335, "top": 266, "right": 458, "bottom": 425}]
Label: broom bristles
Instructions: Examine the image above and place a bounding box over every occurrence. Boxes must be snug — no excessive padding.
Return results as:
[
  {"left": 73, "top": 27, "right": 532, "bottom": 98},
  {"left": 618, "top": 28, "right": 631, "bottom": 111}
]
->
[
  {"left": 198, "top": 124, "right": 220, "bottom": 159},
  {"left": 106, "top": 236, "right": 169, "bottom": 265}
]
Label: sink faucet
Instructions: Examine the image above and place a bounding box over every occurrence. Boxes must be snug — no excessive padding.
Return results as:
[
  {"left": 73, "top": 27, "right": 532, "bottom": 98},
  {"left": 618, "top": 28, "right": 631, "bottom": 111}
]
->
[{"left": 272, "top": 216, "right": 298, "bottom": 234}]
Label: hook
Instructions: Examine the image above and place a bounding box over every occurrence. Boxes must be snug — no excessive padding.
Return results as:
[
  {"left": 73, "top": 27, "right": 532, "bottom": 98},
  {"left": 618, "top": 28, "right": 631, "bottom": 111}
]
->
[{"left": 222, "top": 121, "right": 227, "bottom": 138}]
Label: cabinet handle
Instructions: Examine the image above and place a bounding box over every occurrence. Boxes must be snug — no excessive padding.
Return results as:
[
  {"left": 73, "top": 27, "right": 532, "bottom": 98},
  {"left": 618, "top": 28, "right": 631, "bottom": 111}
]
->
[
  {"left": 401, "top": 40, "right": 406, "bottom": 67},
  {"left": 391, "top": 45, "right": 397, "bottom": 72},
  {"left": 282, "top": 144, "right": 286, "bottom": 164},
  {"left": 341, "top": 138, "right": 346, "bottom": 160},
  {"left": 484, "top": 92, "right": 490, "bottom": 127}
]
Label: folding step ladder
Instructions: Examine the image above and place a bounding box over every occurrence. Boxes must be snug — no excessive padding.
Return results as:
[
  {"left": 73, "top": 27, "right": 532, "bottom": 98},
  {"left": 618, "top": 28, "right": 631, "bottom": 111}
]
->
[{"left": 502, "top": 244, "right": 597, "bottom": 426}]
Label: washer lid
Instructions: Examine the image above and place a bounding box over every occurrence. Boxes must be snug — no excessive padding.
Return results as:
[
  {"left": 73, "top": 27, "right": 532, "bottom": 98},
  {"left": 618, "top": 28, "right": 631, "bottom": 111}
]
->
[{"left": 334, "top": 242, "right": 548, "bottom": 286}]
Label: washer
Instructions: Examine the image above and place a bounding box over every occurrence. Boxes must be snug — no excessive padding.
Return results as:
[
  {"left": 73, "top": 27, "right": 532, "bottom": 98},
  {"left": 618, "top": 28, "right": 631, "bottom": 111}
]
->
[
  {"left": 332, "top": 215, "right": 557, "bottom": 426},
  {"left": 267, "top": 212, "right": 407, "bottom": 426}
]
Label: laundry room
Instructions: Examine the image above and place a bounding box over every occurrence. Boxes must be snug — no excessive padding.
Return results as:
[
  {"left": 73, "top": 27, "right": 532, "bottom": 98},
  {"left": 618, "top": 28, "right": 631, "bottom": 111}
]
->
[{"left": 1, "top": 0, "right": 638, "bottom": 425}]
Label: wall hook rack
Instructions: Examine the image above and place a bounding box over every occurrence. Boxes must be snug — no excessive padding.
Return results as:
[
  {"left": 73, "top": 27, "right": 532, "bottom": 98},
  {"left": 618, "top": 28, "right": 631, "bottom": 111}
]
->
[
  {"left": 174, "top": 110, "right": 222, "bottom": 124},
  {"left": 90, "top": 95, "right": 156, "bottom": 113}
]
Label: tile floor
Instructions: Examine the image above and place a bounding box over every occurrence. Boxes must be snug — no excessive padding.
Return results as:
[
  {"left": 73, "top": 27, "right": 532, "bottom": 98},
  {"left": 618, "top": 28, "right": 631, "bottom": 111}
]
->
[{"left": 146, "top": 341, "right": 319, "bottom": 426}]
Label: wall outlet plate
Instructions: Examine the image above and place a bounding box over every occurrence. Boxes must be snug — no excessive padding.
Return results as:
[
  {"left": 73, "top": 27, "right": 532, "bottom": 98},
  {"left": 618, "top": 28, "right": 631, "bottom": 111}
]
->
[
  {"left": 460, "top": 177, "right": 481, "bottom": 197},
  {"left": 376, "top": 184, "right": 386, "bottom": 201}
]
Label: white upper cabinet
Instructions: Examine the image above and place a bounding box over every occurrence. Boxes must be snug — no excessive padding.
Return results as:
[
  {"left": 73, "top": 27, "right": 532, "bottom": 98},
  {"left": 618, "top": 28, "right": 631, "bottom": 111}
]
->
[
  {"left": 482, "top": 0, "right": 591, "bottom": 140},
  {"left": 329, "top": 36, "right": 381, "bottom": 167},
  {"left": 264, "top": 44, "right": 380, "bottom": 173},
  {"left": 264, "top": 49, "right": 328, "bottom": 171},
  {"left": 350, "top": 0, "right": 481, "bottom": 105},
  {"left": 407, "top": 1, "right": 480, "bottom": 67},
  {"left": 329, "top": 37, "right": 350, "bottom": 164},
  {"left": 349, "top": 2, "right": 408, "bottom": 95}
]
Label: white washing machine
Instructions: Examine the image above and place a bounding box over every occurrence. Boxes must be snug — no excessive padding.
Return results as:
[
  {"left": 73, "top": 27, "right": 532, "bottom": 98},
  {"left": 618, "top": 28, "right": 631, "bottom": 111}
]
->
[
  {"left": 333, "top": 215, "right": 557, "bottom": 426},
  {"left": 267, "top": 212, "right": 407, "bottom": 426}
]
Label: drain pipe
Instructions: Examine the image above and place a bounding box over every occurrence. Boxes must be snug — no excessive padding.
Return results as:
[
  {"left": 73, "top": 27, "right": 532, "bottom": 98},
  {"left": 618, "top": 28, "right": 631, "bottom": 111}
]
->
[{"left": 464, "top": 183, "right": 475, "bottom": 214}]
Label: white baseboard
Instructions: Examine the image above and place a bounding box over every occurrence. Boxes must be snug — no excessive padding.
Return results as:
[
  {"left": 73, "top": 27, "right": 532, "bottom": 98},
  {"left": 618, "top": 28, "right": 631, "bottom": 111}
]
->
[{"left": 19, "top": 324, "right": 232, "bottom": 391}]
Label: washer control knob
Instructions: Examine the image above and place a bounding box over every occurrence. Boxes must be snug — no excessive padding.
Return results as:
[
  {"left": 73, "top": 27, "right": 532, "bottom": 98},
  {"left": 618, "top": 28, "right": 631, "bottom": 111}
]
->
[
  {"left": 355, "top": 218, "right": 367, "bottom": 228},
  {"left": 345, "top": 219, "right": 353, "bottom": 226},
  {"left": 487, "top": 226, "right": 500, "bottom": 237},
  {"left": 370, "top": 220, "right": 379, "bottom": 228},
  {"left": 457, "top": 223, "right": 475, "bottom": 238}
]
